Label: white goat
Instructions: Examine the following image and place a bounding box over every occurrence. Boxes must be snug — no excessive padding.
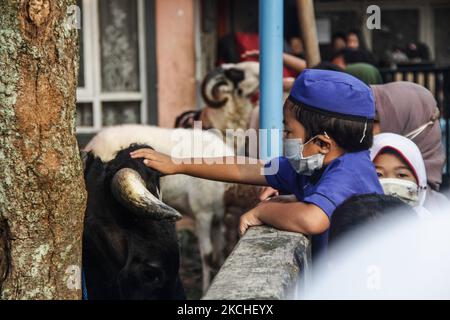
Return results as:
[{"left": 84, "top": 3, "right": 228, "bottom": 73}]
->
[{"left": 84, "top": 124, "right": 234, "bottom": 293}]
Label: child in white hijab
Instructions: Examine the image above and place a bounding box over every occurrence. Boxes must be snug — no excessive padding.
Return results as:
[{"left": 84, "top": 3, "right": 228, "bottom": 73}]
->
[{"left": 370, "top": 133, "right": 430, "bottom": 217}]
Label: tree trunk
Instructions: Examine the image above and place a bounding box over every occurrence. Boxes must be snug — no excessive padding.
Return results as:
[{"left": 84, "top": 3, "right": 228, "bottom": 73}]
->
[
  {"left": 0, "top": 0, "right": 86, "bottom": 299},
  {"left": 296, "top": 0, "right": 321, "bottom": 67}
]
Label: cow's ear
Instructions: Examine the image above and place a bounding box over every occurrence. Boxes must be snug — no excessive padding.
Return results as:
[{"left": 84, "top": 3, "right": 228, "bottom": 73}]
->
[
  {"left": 156, "top": 170, "right": 165, "bottom": 178},
  {"left": 80, "top": 151, "right": 88, "bottom": 170},
  {"left": 80, "top": 151, "right": 97, "bottom": 174}
]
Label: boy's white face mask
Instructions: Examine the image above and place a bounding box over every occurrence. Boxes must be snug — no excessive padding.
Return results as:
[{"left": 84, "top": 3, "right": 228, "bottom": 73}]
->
[
  {"left": 379, "top": 178, "right": 420, "bottom": 207},
  {"left": 283, "top": 136, "right": 325, "bottom": 176}
]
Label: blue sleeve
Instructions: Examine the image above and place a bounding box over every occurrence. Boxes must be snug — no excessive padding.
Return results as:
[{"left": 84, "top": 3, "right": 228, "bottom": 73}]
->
[
  {"left": 264, "top": 157, "right": 305, "bottom": 195},
  {"left": 303, "top": 166, "right": 358, "bottom": 219}
]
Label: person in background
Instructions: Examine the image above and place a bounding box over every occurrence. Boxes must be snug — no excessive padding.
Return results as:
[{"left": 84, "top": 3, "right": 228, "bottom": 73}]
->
[
  {"left": 330, "top": 49, "right": 382, "bottom": 85},
  {"left": 371, "top": 133, "right": 430, "bottom": 217},
  {"left": 284, "top": 0, "right": 305, "bottom": 62},
  {"left": 331, "top": 48, "right": 375, "bottom": 66},
  {"left": 346, "top": 29, "right": 377, "bottom": 65},
  {"left": 312, "top": 62, "right": 344, "bottom": 73},
  {"left": 241, "top": 49, "right": 307, "bottom": 78},
  {"left": 331, "top": 32, "right": 347, "bottom": 54},
  {"left": 322, "top": 32, "right": 347, "bottom": 62},
  {"left": 405, "top": 42, "right": 431, "bottom": 64},
  {"left": 346, "top": 29, "right": 361, "bottom": 50},
  {"left": 380, "top": 45, "right": 409, "bottom": 68},
  {"left": 286, "top": 36, "right": 305, "bottom": 60},
  {"left": 331, "top": 48, "right": 359, "bottom": 68},
  {"left": 345, "top": 62, "right": 383, "bottom": 85},
  {"left": 371, "top": 82, "right": 448, "bottom": 208}
]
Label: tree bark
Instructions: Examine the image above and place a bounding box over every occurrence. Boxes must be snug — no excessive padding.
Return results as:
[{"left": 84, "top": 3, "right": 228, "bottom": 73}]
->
[{"left": 0, "top": 0, "right": 86, "bottom": 299}]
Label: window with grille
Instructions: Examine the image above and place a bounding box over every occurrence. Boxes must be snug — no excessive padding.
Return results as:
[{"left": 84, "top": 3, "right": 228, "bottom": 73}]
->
[{"left": 76, "top": 0, "right": 147, "bottom": 133}]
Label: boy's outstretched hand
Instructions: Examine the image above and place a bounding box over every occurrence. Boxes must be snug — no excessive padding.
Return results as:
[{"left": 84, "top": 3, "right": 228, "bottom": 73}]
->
[{"left": 130, "top": 149, "right": 180, "bottom": 175}]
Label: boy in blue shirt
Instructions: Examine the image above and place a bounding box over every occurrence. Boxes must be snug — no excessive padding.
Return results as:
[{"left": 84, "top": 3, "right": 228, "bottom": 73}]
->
[{"left": 130, "top": 69, "right": 383, "bottom": 256}]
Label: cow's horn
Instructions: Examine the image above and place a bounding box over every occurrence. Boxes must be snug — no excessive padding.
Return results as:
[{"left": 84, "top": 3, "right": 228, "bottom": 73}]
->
[
  {"left": 111, "top": 168, "right": 182, "bottom": 221},
  {"left": 201, "top": 67, "right": 231, "bottom": 109}
]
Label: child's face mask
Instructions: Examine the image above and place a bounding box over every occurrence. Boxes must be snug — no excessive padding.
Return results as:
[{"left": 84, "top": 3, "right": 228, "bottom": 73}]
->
[
  {"left": 283, "top": 136, "right": 325, "bottom": 176},
  {"left": 379, "top": 178, "right": 420, "bottom": 207}
]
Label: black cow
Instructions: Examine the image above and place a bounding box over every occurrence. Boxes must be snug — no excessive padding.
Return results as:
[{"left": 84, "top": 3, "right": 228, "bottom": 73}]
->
[{"left": 82, "top": 144, "right": 185, "bottom": 300}]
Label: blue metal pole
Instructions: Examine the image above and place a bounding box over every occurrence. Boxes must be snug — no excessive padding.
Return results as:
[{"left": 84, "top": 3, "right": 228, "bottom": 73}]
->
[{"left": 259, "top": 0, "right": 284, "bottom": 160}]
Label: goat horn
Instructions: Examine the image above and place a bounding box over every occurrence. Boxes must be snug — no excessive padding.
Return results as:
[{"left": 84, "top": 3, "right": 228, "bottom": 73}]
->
[
  {"left": 201, "top": 67, "right": 230, "bottom": 109},
  {"left": 111, "top": 168, "right": 182, "bottom": 221}
]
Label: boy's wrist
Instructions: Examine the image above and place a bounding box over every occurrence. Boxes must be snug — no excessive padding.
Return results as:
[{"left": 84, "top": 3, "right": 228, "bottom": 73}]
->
[
  {"left": 253, "top": 202, "right": 267, "bottom": 218},
  {"left": 177, "top": 162, "right": 186, "bottom": 174}
]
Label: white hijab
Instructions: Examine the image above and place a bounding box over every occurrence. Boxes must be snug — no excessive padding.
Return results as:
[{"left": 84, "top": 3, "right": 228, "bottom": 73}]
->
[{"left": 370, "top": 133, "right": 429, "bottom": 216}]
